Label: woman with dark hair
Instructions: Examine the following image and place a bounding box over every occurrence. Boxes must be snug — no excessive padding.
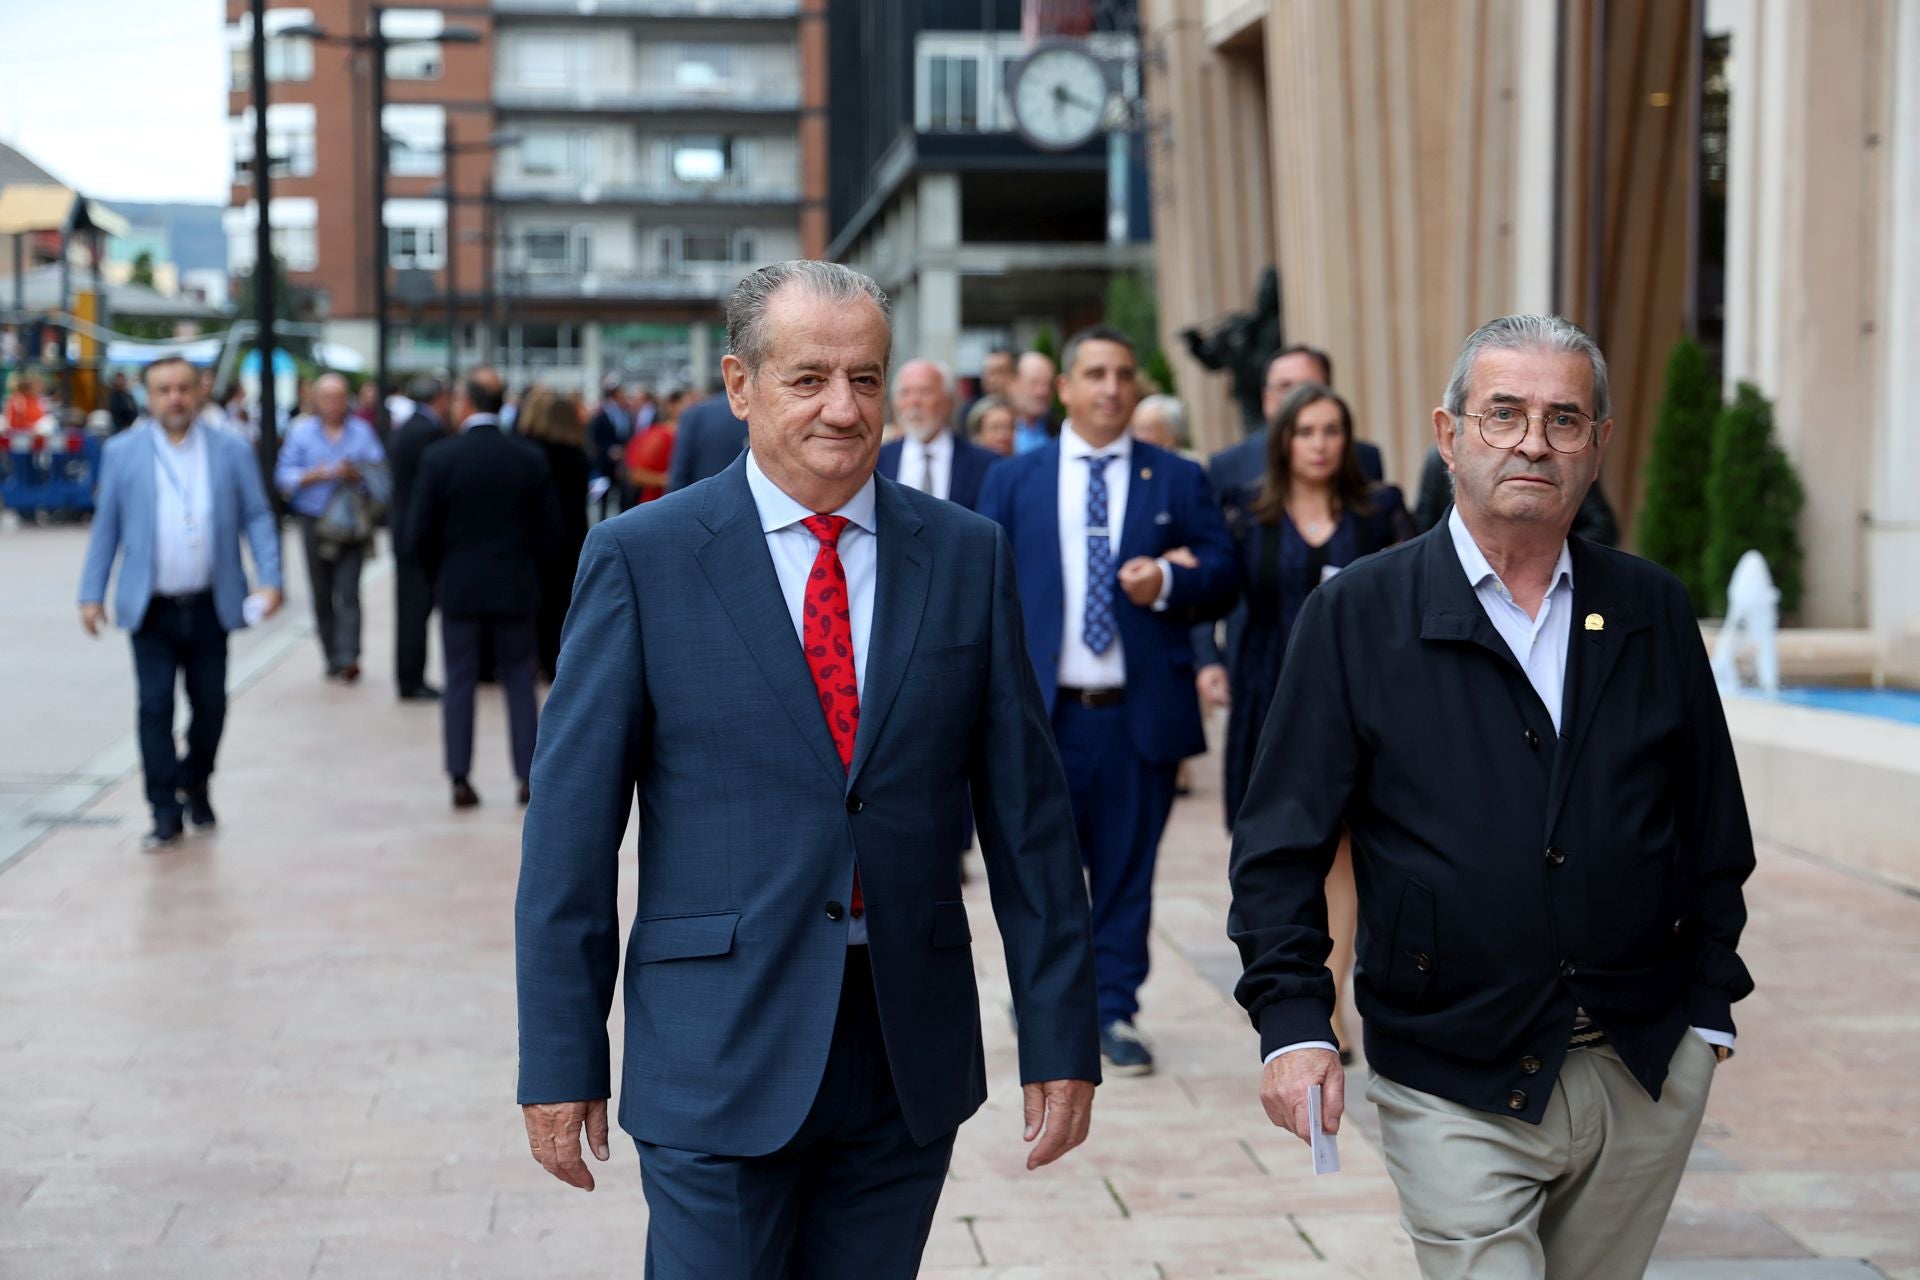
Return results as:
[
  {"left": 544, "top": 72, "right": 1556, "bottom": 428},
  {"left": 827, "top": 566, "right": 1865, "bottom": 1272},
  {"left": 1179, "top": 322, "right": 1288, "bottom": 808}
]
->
[
  {"left": 516, "top": 388, "right": 591, "bottom": 681},
  {"left": 1219, "top": 382, "right": 1411, "bottom": 1059}
]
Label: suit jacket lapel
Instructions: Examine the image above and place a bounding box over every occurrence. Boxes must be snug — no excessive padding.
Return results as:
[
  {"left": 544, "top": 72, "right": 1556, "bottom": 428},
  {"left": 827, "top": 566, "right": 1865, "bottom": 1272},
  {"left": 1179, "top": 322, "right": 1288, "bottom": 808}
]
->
[
  {"left": 694, "top": 463, "right": 848, "bottom": 789},
  {"left": 848, "top": 478, "right": 930, "bottom": 786},
  {"left": 132, "top": 426, "right": 159, "bottom": 567},
  {"left": 1543, "top": 540, "right": 1649, "bottom": 832}
]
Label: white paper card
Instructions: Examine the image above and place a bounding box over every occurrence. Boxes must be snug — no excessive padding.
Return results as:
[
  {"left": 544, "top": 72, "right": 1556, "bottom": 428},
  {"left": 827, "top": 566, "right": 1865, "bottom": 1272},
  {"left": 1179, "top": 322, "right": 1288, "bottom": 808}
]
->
[
  {"left": 1307, "top": 1084, "right": 1340, "bottom": 1175},
  {"left": 242, "top": 592, "right": 270, "bottom": 628}
]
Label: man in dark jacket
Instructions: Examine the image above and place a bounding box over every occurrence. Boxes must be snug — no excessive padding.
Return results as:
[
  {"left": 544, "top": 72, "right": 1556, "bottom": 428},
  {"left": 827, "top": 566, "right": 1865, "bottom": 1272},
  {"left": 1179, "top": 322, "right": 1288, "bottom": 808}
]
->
[
  {"left": 1229, "top": 316, "right": 1754, "bottom": 1280},
  {"left": 662, "top": 390, "right": 749, "bottom": 492},
  {"left": 406, "top": 367, "right": 561, "bottom": 809},
  {"left": 387, "top": 374, "right": 452, "bottom": 700}
]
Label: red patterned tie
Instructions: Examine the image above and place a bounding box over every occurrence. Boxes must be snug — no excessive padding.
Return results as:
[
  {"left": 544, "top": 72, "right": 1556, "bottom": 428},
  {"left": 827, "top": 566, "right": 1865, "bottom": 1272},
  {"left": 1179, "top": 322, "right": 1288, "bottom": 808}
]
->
[{"left": 800, "top": 515, "right": 863, "bottom": 919}]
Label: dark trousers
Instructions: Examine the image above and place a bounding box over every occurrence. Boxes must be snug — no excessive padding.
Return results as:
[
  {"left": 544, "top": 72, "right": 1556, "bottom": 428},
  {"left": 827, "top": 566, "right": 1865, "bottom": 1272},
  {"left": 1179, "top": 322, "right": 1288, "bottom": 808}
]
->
[
  {"left": 441, "top": 613, "right": 538, "bottom": 781},
  {"left": 298, "top": 517, "right": 367, "bottom": 671},
  {"left": 130, "top": 593, "right": 229, "bottom": 821},
  {"left": 1052, "top": 698, "right": 1179, "bottom": 1026},
  {"left": 636, "top": 947, "right": 956, "bottom": 1280},
  {"left": 394, "top": 553, "right": 434, "bottom": 693}
]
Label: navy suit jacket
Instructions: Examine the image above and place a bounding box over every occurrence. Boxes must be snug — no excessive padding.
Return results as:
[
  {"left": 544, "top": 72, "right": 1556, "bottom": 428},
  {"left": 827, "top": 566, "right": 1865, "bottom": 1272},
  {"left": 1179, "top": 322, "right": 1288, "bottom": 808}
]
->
[
  {"left": 516, "top": 457, "right": 1100, "bottom": 1157},
  {"left": 663, "top": 395, "right": 750, "bottom": 493},
  {"left": 78, "top": 422, "right": 282, "bottom": 633},
  {"left": 976, "top": 439, "right": 1241, "bottom": 765},
  {"left": 876, "top": 433, "right": 1001, "bottom": 511}
]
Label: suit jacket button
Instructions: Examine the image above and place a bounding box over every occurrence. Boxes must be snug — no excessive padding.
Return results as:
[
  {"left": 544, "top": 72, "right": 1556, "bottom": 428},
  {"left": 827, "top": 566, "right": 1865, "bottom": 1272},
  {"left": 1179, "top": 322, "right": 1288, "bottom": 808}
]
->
[
  {"left": 845, "top": 796, "right": 864, "bottom": 813},
  {"left": 1524, "top": 728, "right": 1540, "bottom": 750},
  {"left": 1545, "top": 845, "right": 1566, "bottom": 866},
  {"left": 825, "top": 901, "right": 845, "bottom": 922},
  {"left": 1413, "top": 952, "right": 1433, "bottom": 973},
  {"left": 1508, "top": 1090, "right": 1528, "bottom": 1111},
  {"left": 1559, "top": 960, "right": 1577, "bottom": 978},
  {"left": 1521, "top": 1055, "right": 1542, "bottom": 1075}
]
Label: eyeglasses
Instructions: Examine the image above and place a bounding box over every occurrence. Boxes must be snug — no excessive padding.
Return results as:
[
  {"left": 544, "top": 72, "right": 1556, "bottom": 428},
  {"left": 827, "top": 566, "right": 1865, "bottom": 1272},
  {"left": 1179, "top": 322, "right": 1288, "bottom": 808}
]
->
[{"left": 1461, "top": 404, "right": 1597, "bottom": 454}]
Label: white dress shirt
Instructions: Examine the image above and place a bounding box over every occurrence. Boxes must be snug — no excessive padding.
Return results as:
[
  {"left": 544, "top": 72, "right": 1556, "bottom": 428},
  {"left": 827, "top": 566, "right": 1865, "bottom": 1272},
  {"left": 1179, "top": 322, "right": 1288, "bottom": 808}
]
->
[
  {"left": 1055, "top": 424, "right": 1173, "bottom": 690},
  {"left": 152, "top": 425, "right": 215, "bottom": 597},
  {"left": 745, "top": 451, "right": 877, "bottom": 944},
  {"left": 1267, "top": 508, "right": 1731, "bottom": 1064},
  {"left": 897, "top": 430, "right": 953, "bottom": 501}
]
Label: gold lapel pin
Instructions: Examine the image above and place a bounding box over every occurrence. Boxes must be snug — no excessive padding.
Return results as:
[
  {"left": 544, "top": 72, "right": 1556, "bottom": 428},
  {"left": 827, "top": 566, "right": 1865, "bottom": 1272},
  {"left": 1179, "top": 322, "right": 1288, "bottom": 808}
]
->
[
  {"left": 1585, "top": 613, "right": 1605, "bottom": 632},
  {"left": 1136, "top": 467, "right": 1149, "bottom": 480}
]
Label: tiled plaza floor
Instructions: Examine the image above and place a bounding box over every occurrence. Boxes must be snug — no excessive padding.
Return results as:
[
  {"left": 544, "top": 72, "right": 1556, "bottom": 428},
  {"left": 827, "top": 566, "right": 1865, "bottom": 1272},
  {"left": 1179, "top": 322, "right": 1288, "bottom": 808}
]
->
[{"left": 1, "top": 548, "right": 1916, "bottom": 1278}]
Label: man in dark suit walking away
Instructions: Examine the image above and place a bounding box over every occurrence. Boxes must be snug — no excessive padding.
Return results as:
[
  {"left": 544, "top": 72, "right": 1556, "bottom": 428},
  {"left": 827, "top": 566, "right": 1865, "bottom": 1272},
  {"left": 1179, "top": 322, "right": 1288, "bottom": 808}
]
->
[
  {"left": 406, "top": 368, "right": 560, "bottom": 810},
  {"left": 1229, "top": 315, "right": 1755, "bottom": 1280},
  {"left": 515, "top": 261, "right": 1100, "bottom": 1278},
  {"left": 387, "top": 373, "right": 452, "bottom": 701},
  {"left": 977, "top": 326, "right": 1241, "bottom": 1077},
  {"left": 662, "top": 389, "right": 750, "bottom": 493},
  {"left": 877, "top": 357, "right": 1001, "bottom": 511}
]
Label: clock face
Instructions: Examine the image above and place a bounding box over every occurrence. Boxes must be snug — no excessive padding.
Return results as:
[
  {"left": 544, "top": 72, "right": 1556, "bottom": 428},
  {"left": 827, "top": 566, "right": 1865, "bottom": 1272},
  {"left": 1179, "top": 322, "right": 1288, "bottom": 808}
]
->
[{"left": 1010, "top": 43, "right": 1109, "bottom": 151}]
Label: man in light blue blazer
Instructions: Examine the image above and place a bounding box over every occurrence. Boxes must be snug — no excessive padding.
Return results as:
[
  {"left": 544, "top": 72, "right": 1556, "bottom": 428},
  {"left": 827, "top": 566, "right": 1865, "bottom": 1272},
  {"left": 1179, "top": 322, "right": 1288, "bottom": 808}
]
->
[
  {"left": 78, "top": 356, "right": 282, "bottom": 849},
  {"left": 516, "top": 262, "right": 1101, "bottom": 1279},
  {"left": 977, "top": 325, "right": 1241, "bottom": 1077}
]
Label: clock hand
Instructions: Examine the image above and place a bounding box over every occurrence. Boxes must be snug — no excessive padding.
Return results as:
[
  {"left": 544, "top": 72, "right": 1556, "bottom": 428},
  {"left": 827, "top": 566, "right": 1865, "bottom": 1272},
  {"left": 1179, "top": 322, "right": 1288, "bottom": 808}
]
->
[{"left": 1052, "top": 84, "right": 1102, "bottom": 113}]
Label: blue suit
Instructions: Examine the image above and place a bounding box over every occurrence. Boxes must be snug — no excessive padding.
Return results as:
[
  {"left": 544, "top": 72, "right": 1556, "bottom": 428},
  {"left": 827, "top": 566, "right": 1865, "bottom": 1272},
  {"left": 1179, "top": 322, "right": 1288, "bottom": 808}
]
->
[
  {"left": 663, "top": 394, "right": 750, "bottom": 493},
  {"left": 78, "top": 422, "right": 282, "bottom": 825},
  {"left": 876, "top": 433, "right": 1001, "bottom": 512},
  {"left": 976, "top": 438, "right": 1239, "bottom": 1027},
  {"left": 516, "top": 457, "right": 1098, "bottom": 1276}
]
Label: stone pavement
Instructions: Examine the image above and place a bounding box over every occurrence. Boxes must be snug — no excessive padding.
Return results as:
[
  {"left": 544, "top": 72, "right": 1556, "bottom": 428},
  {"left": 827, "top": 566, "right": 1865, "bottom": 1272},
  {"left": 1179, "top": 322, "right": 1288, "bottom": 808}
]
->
[{"left": 1, "top": 536, "right": 1917, "bottom": 1278}]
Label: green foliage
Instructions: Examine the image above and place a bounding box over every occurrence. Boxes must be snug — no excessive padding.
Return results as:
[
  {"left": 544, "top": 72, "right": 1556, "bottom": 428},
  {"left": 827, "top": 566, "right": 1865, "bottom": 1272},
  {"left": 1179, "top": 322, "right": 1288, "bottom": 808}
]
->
[
  {"left": 1030, "top": 325, "right": 1058, "bottom": 364},
  {"left": 233, "top": 254, "right": 313, "bottom": 363},
  {"left": 1703, "top": 381, "right": 1805, "bottom": 617},
  {"left": 1104, "top": 270, "right": 1176, "bottom": 396},
  {"left": 1637, "top": 338, "right": 1720, "bottom": 612},
  {"left": 129, "top": 251, "right": 156, "bottom": 289}
]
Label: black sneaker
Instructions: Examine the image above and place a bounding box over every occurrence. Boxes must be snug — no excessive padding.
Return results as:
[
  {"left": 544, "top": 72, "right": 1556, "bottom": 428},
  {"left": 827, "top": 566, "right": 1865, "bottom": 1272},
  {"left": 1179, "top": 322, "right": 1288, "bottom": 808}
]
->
[
  {"left": 398, "top": 685, "right": 441, "bottom": 702},
  {"left": 184, "top": 790, "right": 217, "bottom": 830},
  {"left": 451, "top": 778, "right": 481, "bottom": 810},
  {"left": 1100, "top": 1020, "right": 1155, "bottom": 1076},
  {"left": 143, "top": 811, "right": 185, "bottom": 852}
]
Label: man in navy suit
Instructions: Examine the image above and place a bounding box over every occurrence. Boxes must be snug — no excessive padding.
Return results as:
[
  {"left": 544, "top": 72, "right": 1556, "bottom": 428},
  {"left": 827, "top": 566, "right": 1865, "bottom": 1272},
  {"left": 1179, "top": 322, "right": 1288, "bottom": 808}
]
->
[
  {"left": 977, "top": 326, "right": 1240, "bottom": 1076},
  {"left": 663, "top": 390, "right": 750, "bottom": 493},
  {"left": 877, "top": 357, "right": 1000, "bottom": 511},
  {"left": 78, "top": 356, "right": 283, "bottom": 849},
  {"left": 516, "top": 261, "right": 1100, "bottom": 1278},
  {"left": 1194, "top": 344, "right": 1381, "bottom": 708}
]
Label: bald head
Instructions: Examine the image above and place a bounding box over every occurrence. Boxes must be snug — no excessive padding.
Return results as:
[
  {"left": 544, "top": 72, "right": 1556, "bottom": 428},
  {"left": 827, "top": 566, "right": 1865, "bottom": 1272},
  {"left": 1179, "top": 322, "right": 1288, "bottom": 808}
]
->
[
  {"left": 458, "top": 366, "right": 506, "bottom": 420},
  {"left": 891, "top": 358, "right": 954, "bottom": 443},
  {"left": 1010, "top": 352, "right": 1057, "bottom": 420},
  {"left": 314, "top": 373, "right": 350, "bottom": 425}
]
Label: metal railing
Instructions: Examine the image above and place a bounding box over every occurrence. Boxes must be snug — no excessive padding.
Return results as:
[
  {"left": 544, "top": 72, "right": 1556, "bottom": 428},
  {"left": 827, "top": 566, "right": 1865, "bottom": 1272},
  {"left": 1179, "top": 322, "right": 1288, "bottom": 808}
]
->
[
  {"left": 492, "top": 0, "right": 798, "bottom": 16},
  {"left": 493, "top": 84, "right": 800, "bottom": 112},
  {"left": 492, "top": 177, "right": 801, "bottom": 204},
  {"left": 501, "top": 267, "right": 748, "bottom": 300}
]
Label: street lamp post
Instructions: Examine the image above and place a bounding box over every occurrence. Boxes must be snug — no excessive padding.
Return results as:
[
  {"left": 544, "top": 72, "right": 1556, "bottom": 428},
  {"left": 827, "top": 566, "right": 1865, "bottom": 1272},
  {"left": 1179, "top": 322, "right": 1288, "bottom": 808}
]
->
[
  {"left": 248, "top": 0, "right": 281, "bottom": 492},
  {"left": 434, "top": 130, "right": 519, "bottom": 384}
]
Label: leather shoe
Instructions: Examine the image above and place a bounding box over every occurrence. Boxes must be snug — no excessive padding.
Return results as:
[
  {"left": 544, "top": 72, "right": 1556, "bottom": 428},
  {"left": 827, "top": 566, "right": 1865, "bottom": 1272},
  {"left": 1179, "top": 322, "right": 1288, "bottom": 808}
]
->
[
  {"left": 398, "top": 685, "right": 441, "bottom": 702},
  {"left": 339, "top": 662, "right": 362, "bottom": 684},
  {"left": 184, "top": 790, "right": 217, "bottom": 830},
  {"left": 143, "top": 811, "right": 184, "bottom": 851},
  {"left": 451, "top": 778, "right": 480, "bottom": 810},
  {"left": 517, "top": 781, "right": 531, "bottom": 807}
]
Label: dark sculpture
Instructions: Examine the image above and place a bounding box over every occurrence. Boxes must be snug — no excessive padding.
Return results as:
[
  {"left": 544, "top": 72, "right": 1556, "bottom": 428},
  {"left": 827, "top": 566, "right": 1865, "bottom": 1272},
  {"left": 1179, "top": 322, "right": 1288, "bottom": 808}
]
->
[{"left": 1180, "top": 265, "right": 1283, "bottom": 434}]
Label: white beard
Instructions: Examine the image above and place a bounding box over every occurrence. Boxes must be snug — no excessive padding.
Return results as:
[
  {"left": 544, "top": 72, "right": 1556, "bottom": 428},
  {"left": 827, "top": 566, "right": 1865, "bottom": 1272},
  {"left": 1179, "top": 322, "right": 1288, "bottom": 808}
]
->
[{"left": 899, "top": 416, "right": 941, "bottom": 443}]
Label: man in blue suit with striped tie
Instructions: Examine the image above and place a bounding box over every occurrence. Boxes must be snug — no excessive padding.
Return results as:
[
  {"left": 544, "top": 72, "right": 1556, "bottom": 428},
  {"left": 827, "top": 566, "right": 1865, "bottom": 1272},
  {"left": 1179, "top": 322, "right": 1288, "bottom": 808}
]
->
[{"left": 977, "top": 326, "right": 1241, "bottom": 1076}]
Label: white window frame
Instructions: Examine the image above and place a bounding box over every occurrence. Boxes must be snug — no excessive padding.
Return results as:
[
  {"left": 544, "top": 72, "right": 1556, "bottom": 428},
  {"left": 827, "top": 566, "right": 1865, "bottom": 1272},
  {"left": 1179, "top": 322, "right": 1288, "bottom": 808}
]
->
[
  {"left": 671, "top": 43, "right": 735, "bottom": 94},
  {"left": 507, "top": 34, "right": 586, "bottom": 90},
  {"left": 230, "top": 104, "right": 318, "bottom": 184},
  {"left": 914, "top": 32, "right": 1138, "bottom": 134},
  {"left": 224, "top": 198, "right": 320, "bottom": 273},
  {"left": 519, "top": 224, "right": 593, "bottom": 274},
  {"left": 228, "top": 10, "right": 315, "bottom": 86},
  {"left": 383, "top": 104, "right": 445, "bottom": 177},
  {"left": 384, "top": 199, "right": 448, "bottom": 270},
  {"left": 382, "top": 9, "right": 446, "bottom": 81}
]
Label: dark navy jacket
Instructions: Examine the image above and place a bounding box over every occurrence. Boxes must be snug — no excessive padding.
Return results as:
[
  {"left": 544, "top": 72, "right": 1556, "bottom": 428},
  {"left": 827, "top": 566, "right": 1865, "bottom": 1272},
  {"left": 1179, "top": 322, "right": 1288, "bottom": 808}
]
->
[
  {"left": 663, "top": 394, "right": 750, "bottom": 493},
  {"left": 976, "top": 437, "right": 1241, "bottom": 765},
  {"left": 516, "top": 457, "right": 1100, "bottom": 1155},
  {"left": 877, "top": 433, "right": 1001, "bottom": 512},
  {"left": 1227, "top": 526, "right": 1756, "bottom": 1123}
]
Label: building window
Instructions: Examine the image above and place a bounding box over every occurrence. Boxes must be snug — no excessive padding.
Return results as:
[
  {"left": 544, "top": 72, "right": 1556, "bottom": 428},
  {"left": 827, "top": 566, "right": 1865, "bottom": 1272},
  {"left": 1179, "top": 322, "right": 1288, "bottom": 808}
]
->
[
  {"left": 510, "top": 323, "right": 582, "bottom": 367},
  {"left": 390, "top": 226, "right": 443, "bottom": 270},
  {"left": 224, "top": 199, "right": 320, "bottom": 273},
  {"left": 672, "top": 137, "right": 731, "bottom": 184},
  {"left": 517, "top": 130, "right": 594, "bottom": 180},
  {"left": 230, "top": 104, "right": 318, "bottom": 184},
  {"left": 654, "top": 226, "right": 760, "bottom": 272},
  {"left": 521, "top": 226, "right": 592, "bottom": 274},
  {"left": 382, "top": 9, "right": 446, "bottom": 81},
  {"left": 926, "top": 55, "right": 981, "bottom": 132},
  {"left": 228, "top": 10, "right": 315, "bottom": 86},
  {"left": 508, "top": 35, "right": 585, "bottom": 89},
  {"left": 383, "top": 105, "right": 445, "bottom": 177},
  {"left": 673, "top": 44, "right": 734, "bottom": 93}
]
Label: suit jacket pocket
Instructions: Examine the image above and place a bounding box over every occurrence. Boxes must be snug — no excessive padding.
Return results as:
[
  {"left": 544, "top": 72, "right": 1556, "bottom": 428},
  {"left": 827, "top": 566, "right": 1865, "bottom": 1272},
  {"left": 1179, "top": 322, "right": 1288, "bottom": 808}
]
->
[
  {"left": 631, "top": 911, "right": 739, "bottom": 964},
  {"left": 931, "top": 900, "right": 972, "bottom": 948},
  {"left": 1383, "top": 879, "right": 1437, "bottom": 1004}
]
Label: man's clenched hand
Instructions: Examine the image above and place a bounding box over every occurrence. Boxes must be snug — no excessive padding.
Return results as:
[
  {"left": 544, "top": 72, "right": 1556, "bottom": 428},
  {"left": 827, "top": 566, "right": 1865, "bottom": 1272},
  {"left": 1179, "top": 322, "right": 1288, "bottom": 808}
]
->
[
  {"left": 523, "top": 1099, "right": 610, "bottom": 1190},
  {"left": 1260, "top": 1047, "right": 1343, "bottom": 1146}
]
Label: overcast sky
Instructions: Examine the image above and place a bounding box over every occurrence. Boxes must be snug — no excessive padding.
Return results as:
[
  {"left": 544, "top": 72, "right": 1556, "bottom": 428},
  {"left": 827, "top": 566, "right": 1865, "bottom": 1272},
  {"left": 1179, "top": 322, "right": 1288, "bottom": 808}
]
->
[{"left": 0, "top": 0, "right": 232, "bottom": 204}]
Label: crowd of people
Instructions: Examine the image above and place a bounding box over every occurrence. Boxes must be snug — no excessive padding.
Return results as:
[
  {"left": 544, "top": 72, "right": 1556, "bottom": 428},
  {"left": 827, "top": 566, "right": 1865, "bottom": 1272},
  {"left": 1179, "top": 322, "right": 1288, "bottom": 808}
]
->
[{"left": 70, "top": 258, "right": 1749, "bottom": 1280}]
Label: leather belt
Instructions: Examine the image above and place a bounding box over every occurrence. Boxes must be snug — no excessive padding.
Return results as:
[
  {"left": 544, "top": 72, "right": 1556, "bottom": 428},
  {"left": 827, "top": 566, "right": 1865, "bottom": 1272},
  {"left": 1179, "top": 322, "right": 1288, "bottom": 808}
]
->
[{"left": 1057, "top": 685, "right": 1126, "bottom": 709}]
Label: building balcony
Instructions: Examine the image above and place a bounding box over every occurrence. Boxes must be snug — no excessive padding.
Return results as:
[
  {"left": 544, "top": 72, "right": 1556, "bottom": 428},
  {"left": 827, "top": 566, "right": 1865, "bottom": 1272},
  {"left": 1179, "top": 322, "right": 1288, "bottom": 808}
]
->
[
  {"left": 491, "top": 0, "right": 798, "bottom": 18},
  {"left": 494, "top": 177, "right": 801, "bottom": 207},
  {"left": 493, "top": 84, "right": 800, "bottom": 113},
  {"left": 501, "top": 265, "right": 749, "bottom": 301}
]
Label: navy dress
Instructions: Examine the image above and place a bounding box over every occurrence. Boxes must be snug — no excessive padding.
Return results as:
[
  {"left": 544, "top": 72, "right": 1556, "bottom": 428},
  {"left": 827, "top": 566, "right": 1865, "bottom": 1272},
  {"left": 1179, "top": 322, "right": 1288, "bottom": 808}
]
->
[{"left": 1222, "top": 485, "right": 1411, "bottom": 829}]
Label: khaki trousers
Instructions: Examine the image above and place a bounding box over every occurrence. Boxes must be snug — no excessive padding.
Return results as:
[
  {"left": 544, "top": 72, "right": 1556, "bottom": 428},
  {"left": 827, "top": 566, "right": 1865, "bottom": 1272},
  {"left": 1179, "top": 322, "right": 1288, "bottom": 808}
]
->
[{"left": 1368, "top": 1033, "right": 1715, "bottom": 1280}]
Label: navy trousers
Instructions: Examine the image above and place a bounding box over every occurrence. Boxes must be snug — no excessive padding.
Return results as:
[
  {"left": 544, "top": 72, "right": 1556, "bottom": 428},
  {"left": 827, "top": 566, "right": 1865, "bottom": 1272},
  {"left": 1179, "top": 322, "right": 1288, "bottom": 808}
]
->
[
  {"left": 130, "top": 593, "right": 228, "bottom": 821},
  {"left": 1052, "top": 698, "right": 1178, "bottom": 1026},
  {"left": 441, "top": 613, "right": 538, "bottom": 782},
  {"left": 636, "top": 947, "right": 957, "bottom": 1280}
]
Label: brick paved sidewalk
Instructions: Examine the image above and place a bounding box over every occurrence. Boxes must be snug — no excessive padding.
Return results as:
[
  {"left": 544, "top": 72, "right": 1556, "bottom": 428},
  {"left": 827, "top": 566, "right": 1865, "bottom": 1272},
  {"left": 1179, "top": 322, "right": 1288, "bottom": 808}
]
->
[{"left": 1, "top": 560, "right": 1915, "bottom": 1278}]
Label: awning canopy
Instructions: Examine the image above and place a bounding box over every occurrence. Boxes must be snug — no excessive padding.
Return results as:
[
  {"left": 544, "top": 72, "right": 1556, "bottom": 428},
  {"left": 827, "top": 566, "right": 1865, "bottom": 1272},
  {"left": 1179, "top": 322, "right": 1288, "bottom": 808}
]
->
[{"left": 0, "top": 184, "right": 130, "bottom": 238}]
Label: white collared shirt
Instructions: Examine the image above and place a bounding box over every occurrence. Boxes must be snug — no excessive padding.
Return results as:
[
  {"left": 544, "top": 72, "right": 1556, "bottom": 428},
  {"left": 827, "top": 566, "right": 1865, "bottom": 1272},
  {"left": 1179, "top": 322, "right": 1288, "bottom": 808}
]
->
[
  {"left": 744, "top": 451, "right": 877, "bottom": 945},
  {"left": 1447, "top": 506, "right": 1574, "bottom": 732},
  {"left": 152, "top": 424, "right": 214, "bottom": 596},
  {"left": 459, "top": 412, "right": 500, "bottom": 434},
  {"left": 897, "top": 429, "right": 954, "bottom": 501},
  {"left": 1055, "top": 424, "right": 1174, "bottom": 690}
]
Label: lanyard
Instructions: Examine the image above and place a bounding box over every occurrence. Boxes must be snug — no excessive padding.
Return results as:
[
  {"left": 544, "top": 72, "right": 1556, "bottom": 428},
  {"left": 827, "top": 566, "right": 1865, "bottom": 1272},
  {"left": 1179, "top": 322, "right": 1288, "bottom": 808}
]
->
[{"left": 155, "top": 432, "right": 203, "bottom": 535}]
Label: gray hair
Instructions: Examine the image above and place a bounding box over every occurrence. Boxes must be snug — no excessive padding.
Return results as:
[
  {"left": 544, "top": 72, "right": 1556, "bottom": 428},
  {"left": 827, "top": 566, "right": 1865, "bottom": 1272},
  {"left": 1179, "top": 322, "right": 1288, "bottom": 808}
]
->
[
  {"left": 1442, "top": 314, "right": 1611, "bottom": 423},
  {"left": 726, "top": 260, "right": 893, "bottom": 372},
  {"left": 1134, "top": 393, "right": 1188, "bottom": 445},
  {"left": 405, "top": 373, "right": 445, "bottom": 404},
  {"left": 891, "top": 357, "right": 954, "bottom": 398}
]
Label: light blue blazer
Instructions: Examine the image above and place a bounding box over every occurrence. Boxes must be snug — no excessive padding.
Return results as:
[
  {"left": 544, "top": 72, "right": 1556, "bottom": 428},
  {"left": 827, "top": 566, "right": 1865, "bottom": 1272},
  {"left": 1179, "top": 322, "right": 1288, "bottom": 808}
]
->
[{"left": 77, "top": 422, "right": 283, "bottom": 633}]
